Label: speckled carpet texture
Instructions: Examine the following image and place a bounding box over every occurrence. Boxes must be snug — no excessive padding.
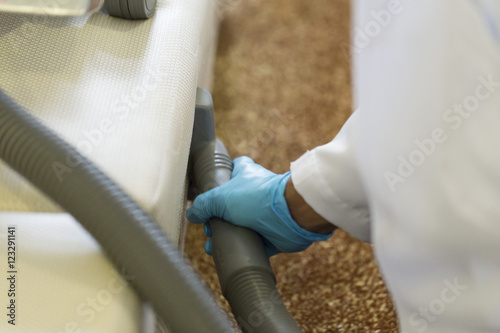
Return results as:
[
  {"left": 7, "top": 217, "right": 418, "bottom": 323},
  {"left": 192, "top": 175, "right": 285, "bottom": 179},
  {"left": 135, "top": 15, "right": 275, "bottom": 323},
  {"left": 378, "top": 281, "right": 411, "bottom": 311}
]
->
[{"left": 184, "top": 0, "right": 399, "bottom": 332}]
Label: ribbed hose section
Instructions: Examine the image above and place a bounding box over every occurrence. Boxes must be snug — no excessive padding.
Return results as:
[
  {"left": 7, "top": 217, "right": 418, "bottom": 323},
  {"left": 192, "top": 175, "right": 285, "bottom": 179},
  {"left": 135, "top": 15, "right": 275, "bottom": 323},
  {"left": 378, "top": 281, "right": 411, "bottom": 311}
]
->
[
  {"left": 0, "top": 90, "right": 235, "bottom": 333},
  {"left": 193, "top": 151, "right": 233, "bottom": 193},
  {"left": 190, "top": 136, "right": 303, "bottom": 333},
  {"left": 224, "top": 270, "right": 303, "bottom": 333}
]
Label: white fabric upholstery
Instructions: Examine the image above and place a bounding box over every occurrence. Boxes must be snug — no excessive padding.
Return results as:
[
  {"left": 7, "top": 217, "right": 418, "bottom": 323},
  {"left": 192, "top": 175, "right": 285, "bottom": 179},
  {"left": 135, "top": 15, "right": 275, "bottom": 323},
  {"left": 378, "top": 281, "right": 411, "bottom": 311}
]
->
[{"left": 0, "top": 0, "right": 219, "bottom": 331}]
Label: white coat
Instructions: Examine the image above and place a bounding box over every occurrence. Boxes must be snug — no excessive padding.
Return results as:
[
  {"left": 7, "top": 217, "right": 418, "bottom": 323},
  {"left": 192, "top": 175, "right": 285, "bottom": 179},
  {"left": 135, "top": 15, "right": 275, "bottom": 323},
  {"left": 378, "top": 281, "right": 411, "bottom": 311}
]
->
[{"left": 290, "top": 1, "right": 500, "bottom": 332}]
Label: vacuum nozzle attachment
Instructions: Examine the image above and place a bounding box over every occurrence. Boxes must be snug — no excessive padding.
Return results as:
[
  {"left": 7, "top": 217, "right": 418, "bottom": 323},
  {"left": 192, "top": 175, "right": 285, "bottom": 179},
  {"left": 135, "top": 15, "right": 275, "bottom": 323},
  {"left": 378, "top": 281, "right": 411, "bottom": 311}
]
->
[{"left": 190, "top": 88, "right": 303, "bottom": 333}]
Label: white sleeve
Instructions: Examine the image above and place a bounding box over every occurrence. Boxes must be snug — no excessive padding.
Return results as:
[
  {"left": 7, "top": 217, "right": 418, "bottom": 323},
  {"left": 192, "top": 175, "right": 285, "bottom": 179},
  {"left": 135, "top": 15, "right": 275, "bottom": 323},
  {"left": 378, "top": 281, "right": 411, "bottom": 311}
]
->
[{"left": 290, "top": 112, "right": 371, "bottom": 242}]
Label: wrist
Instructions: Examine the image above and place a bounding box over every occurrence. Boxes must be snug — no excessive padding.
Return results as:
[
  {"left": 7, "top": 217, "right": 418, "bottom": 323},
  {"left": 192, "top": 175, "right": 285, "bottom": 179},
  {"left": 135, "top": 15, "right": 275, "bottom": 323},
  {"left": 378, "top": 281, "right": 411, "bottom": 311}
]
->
[{"left": 284, "top": 176, "right": 336, "bottom": 235}]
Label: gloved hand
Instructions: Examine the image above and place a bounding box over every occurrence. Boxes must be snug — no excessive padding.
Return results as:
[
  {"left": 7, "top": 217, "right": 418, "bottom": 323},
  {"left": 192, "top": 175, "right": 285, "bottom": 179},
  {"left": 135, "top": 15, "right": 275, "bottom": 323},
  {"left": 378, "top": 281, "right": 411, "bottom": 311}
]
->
[{"left": 186, "top": 156, "right": 333, "bottom": 257}]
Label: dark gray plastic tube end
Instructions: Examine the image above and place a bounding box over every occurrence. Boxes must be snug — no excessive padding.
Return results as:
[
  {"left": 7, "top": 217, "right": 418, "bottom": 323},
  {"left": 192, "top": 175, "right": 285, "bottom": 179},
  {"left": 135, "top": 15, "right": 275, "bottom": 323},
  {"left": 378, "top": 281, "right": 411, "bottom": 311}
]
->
[{"left": 105, "top": 0, "right": 156, "bottom": 19}]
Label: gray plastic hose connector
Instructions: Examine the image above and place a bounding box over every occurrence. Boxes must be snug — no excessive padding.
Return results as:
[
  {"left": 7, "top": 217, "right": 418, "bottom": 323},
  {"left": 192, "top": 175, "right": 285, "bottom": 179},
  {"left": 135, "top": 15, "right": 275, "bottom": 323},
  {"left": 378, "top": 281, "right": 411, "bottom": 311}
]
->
[
  {"left": 190, "top": 88, "right": 303, "bottom": 333},
  {"left": 0, "top": 89, "right": 235, "bottom": 333},
  {"left": 105, "top": 0, "right": 157, "bottom": 19}
]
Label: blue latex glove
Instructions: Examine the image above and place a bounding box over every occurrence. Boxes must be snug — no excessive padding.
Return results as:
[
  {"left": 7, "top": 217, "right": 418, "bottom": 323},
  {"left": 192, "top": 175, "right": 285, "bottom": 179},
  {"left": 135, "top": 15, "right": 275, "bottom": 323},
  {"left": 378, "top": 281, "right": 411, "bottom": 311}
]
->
[{"left": 186, "top": 156, "right": 333, "bottom": 257}]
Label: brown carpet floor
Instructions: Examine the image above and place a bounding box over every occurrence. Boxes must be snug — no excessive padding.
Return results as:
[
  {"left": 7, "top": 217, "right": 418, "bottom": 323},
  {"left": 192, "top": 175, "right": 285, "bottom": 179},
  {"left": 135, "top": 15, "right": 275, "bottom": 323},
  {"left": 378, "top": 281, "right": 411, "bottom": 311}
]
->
[{"left": 184, "top": 1, "right": 399, "bottom": 332}]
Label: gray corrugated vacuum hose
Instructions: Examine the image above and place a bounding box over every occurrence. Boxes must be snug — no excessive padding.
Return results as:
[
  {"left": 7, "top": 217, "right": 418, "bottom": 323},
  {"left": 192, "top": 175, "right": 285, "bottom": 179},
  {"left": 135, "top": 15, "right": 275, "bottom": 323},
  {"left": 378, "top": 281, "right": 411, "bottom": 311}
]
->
[
  {"left": 190, "top": 88, "right": 303, "bottom": 333},
  {"left": 0, "top": 89, "right": 235, "bottom": 333}
]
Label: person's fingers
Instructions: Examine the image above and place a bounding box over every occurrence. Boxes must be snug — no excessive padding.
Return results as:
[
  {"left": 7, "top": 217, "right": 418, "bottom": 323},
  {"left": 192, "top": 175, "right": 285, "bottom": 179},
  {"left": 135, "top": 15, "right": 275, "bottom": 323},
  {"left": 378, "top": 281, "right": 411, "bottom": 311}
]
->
[
  {"left": 232, "top": 156, "right": 255, "bottom": 177},
  {"left": 186, "top": 197, "right": 207, "bottom": 224},
  {"left": 204, "top": 238, "right": 213, "bottom": 256},
  {"left": 203, "top": 222, "right": 213, "bottom": 237},
  {"left": 186, "top": 189, "right": 218, "bottom": 224}
]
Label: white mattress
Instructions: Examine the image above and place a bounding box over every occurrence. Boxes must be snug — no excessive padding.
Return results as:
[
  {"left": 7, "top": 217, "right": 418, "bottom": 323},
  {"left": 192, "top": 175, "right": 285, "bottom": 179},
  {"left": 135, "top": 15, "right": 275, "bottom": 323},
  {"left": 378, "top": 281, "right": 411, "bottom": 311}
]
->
[{"left": 0, "top": 0, "right": 219, "bottom": 331}]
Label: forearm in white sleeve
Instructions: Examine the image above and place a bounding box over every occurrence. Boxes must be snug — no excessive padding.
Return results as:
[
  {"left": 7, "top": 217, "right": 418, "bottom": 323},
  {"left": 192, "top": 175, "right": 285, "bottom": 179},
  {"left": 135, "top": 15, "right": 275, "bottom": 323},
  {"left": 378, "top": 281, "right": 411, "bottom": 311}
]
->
[{"left": 290, "top": 111, "right": 371, "bottom": 242}]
